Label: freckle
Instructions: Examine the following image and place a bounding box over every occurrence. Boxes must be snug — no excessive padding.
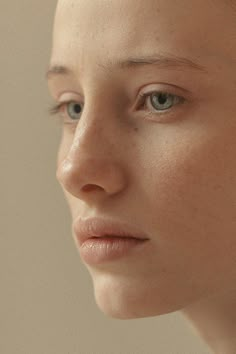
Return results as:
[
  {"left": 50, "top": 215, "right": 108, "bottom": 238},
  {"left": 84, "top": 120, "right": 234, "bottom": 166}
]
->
[
  {"left": 133, "top": 126, "right": 139, "bottom": 132},
  {"left": 213, "top": 184, "right": 223, "bottom": 191},
  {"left": 161, "top": 266, "right": 167, "bottom": 274}
]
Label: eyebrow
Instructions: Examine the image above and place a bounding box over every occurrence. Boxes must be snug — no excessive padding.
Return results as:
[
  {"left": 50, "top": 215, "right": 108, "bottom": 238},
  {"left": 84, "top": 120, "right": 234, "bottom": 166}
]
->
[{"left": 46, "top": 53, "right": 209, "bottom": 81}]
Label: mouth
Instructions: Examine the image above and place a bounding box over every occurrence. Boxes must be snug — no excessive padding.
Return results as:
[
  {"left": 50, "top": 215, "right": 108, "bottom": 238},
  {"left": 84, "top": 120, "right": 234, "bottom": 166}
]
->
[
  {"left": 78, "top": 234, "right": 149, "bottom": 265},
  {"left": 73, "top": 216, "right": 150, "bottom": 247}
]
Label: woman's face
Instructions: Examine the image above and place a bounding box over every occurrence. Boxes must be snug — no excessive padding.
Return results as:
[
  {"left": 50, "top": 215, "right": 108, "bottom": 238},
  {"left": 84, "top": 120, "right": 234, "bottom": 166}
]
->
[{"left": 48, "top": 0, "right": 236, "bottom": 319}]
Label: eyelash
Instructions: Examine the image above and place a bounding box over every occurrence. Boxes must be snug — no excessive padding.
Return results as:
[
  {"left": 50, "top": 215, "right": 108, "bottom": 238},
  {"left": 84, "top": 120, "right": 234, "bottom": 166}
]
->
[{"left": 48, "top": 90, "right": 185, "bottom": 122}]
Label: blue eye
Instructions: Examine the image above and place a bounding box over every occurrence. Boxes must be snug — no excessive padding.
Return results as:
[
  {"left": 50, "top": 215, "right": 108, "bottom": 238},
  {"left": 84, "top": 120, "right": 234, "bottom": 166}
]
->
[
  {"left": 151, "top": 92, "right": 177, "bottom": 110},
  {"left": 66, "top": 102, "right": 82, "bottom": 120},
  {"left": 139, "top": 91, "right": 184, "bottom": 114},
  {"left": 49, "top": 101, "right": 83, "bottom": 122},
  {"left": 49, "top": 90, "right": 185, "bottom": 124}
]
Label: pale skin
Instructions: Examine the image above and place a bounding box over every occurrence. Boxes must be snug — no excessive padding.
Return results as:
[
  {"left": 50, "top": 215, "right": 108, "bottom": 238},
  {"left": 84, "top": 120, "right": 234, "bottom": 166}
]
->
[{"left": 47, "top": 1, "right": 236, "bottom": 353}]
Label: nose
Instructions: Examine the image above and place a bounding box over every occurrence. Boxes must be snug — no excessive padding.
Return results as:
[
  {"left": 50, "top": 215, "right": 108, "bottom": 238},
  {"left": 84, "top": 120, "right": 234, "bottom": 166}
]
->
[{"left": 56, "top": 119, "right": 127, "bottom": 205}]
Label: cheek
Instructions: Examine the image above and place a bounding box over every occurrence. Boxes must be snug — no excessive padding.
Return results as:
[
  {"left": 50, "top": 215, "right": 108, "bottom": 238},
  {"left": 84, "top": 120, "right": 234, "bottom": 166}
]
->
[{"left": 143, "top": 132, "right": 236, "bottom": 281}]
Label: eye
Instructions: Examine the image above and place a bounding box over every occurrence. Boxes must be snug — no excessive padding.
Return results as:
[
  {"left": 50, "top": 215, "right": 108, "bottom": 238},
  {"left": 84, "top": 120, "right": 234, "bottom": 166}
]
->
[
  {"left": 49, "top": 100, "right": 83, "bottom": 123},
  {"left": 64, "top": 101, "right": 83, "bottom": 121},
  {"left": 138, "top": 91, "right": 185, "bottom": 116},
  {"left": 49, "top": 90, "right": 186, "bottom": 124}
]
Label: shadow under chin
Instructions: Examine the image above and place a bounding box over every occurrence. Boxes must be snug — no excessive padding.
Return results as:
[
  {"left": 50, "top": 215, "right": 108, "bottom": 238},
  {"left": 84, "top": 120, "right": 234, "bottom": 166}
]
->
[{"left": 93, "top": 285, "right": 185, "bottom": 320}]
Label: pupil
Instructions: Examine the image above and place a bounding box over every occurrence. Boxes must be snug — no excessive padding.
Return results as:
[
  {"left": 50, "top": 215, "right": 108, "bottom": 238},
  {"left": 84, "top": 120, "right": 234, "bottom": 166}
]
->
[
  {"left": 74, "top": 104, "right": 81, "bottom": 113},
  {"left": 158, "top": 93, "right": 167, "bottom": 104}
]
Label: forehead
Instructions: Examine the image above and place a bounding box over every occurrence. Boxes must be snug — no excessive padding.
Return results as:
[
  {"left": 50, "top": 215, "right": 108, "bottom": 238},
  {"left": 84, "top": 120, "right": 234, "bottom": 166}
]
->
[{"left": 51, "top": 0, "right": 235, "bottom": 75}]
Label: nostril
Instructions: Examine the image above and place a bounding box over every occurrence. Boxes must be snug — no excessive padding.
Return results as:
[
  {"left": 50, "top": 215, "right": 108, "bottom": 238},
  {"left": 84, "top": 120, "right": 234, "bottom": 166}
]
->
[{"left": 82, "top": 184, "right": 103, "bottom": 192}]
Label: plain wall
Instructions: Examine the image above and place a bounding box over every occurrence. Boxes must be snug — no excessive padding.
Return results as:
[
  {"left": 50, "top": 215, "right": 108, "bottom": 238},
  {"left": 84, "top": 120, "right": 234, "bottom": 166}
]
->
[{"left": 1, "top": 1, "right": 211, "bottom": 353}]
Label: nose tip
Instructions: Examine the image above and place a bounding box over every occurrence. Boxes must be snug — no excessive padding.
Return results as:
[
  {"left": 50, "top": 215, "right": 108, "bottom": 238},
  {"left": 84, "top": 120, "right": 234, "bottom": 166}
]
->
[
  {"left": 55, "top": 116, "right": 128, "bottom": 203},
  {"left": 56, "top": 155, "right": 127, "bottom": 202}
]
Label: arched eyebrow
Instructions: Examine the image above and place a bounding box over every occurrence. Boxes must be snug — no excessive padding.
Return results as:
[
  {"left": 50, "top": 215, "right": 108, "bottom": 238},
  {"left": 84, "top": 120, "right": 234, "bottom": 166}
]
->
[
  {"left": 46, "top": 53, "right": 209, "bottom": 81},
  {"left": 46, "top": 65, "right": 72, "bottom": 80}
]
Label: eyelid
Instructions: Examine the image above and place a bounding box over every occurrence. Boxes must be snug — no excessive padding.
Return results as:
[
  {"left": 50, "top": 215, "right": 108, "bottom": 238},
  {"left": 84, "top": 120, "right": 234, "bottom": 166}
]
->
[
  {"left": 137, "top": 82, "right": 190, "bottom": 101},
  {"left": 56, "top": 91, "right": 84, "bottom": 110}
]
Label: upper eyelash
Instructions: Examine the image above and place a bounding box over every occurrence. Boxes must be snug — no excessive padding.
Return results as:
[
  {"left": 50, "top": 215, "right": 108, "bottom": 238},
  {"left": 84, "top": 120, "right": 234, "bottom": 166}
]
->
[
  {"left": 49, "top": 103, "right": 64, "bottom": 115},
  {"left": 48, "top": 91, "right": 184, "bottom": 118}
]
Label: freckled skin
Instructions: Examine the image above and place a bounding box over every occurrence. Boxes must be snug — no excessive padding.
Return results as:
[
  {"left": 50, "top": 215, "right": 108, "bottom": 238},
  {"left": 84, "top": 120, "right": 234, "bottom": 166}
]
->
[{"left": 48, "top": 0, "right": 236, "bottom": 351}]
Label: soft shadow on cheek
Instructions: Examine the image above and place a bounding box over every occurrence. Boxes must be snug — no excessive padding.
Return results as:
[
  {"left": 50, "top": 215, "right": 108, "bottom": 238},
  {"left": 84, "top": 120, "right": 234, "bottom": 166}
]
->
[{"left": 151, "top": 134, "right": 236, "bottom": 248}]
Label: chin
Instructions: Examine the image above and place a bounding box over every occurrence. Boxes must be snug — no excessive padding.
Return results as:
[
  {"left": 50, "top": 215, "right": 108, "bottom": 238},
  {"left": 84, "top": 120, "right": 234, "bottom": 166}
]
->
[{"left": 91, "top": 273, "right": 187, "bottom": 320}]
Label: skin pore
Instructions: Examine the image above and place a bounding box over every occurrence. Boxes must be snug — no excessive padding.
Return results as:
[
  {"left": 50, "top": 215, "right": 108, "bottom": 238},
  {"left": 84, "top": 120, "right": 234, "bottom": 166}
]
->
[{"left": 47, "top": 1, "right": 236, "bottom": 353}]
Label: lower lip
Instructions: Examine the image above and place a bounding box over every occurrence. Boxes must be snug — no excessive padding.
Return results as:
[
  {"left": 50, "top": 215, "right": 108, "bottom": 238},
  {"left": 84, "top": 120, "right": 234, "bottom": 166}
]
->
[{"left": 78, "top": 236, "right": 148, "bottom": 265}]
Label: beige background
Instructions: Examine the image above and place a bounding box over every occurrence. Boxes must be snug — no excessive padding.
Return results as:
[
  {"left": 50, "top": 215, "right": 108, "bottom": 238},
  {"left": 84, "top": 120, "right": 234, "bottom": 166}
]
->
[{"left": 1, "top": 1, "right": 211, "bottom": 353}]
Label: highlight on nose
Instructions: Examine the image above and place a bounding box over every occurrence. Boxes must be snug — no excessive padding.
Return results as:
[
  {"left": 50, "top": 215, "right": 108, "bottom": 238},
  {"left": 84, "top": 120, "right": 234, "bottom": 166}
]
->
[{"left": 56, "top": 158, "right": 71, "bottom": 185}]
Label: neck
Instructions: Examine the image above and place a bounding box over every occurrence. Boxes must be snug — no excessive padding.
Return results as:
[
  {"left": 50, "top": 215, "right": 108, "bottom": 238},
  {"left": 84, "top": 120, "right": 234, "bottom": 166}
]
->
[{"left": 180, "top": 288, "right": 236, "bottom": 354}]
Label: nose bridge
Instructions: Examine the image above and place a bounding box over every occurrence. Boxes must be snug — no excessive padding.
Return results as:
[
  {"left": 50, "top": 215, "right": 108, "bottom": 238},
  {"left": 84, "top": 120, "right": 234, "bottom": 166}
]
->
[
  {"left": 68, "top": 121, "right": 95, "bottom": 162},
  {"left": 68, "top": 72, "right": 131, "bottom": 161},
  {"left": 66, "top": 110, "right": 114, "bottom": 163}
]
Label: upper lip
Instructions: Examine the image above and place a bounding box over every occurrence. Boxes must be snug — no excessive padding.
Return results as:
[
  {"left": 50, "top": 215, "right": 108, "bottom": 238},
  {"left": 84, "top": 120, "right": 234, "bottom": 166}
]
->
[{"left": 73, "top": 216, "right": 150, "bottom": 246}]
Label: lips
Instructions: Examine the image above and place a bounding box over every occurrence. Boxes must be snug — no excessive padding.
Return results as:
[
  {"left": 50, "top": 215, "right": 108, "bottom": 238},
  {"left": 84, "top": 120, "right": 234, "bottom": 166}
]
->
[{"left": 72, "top": 216, "right": 150, "bottom": 247}]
